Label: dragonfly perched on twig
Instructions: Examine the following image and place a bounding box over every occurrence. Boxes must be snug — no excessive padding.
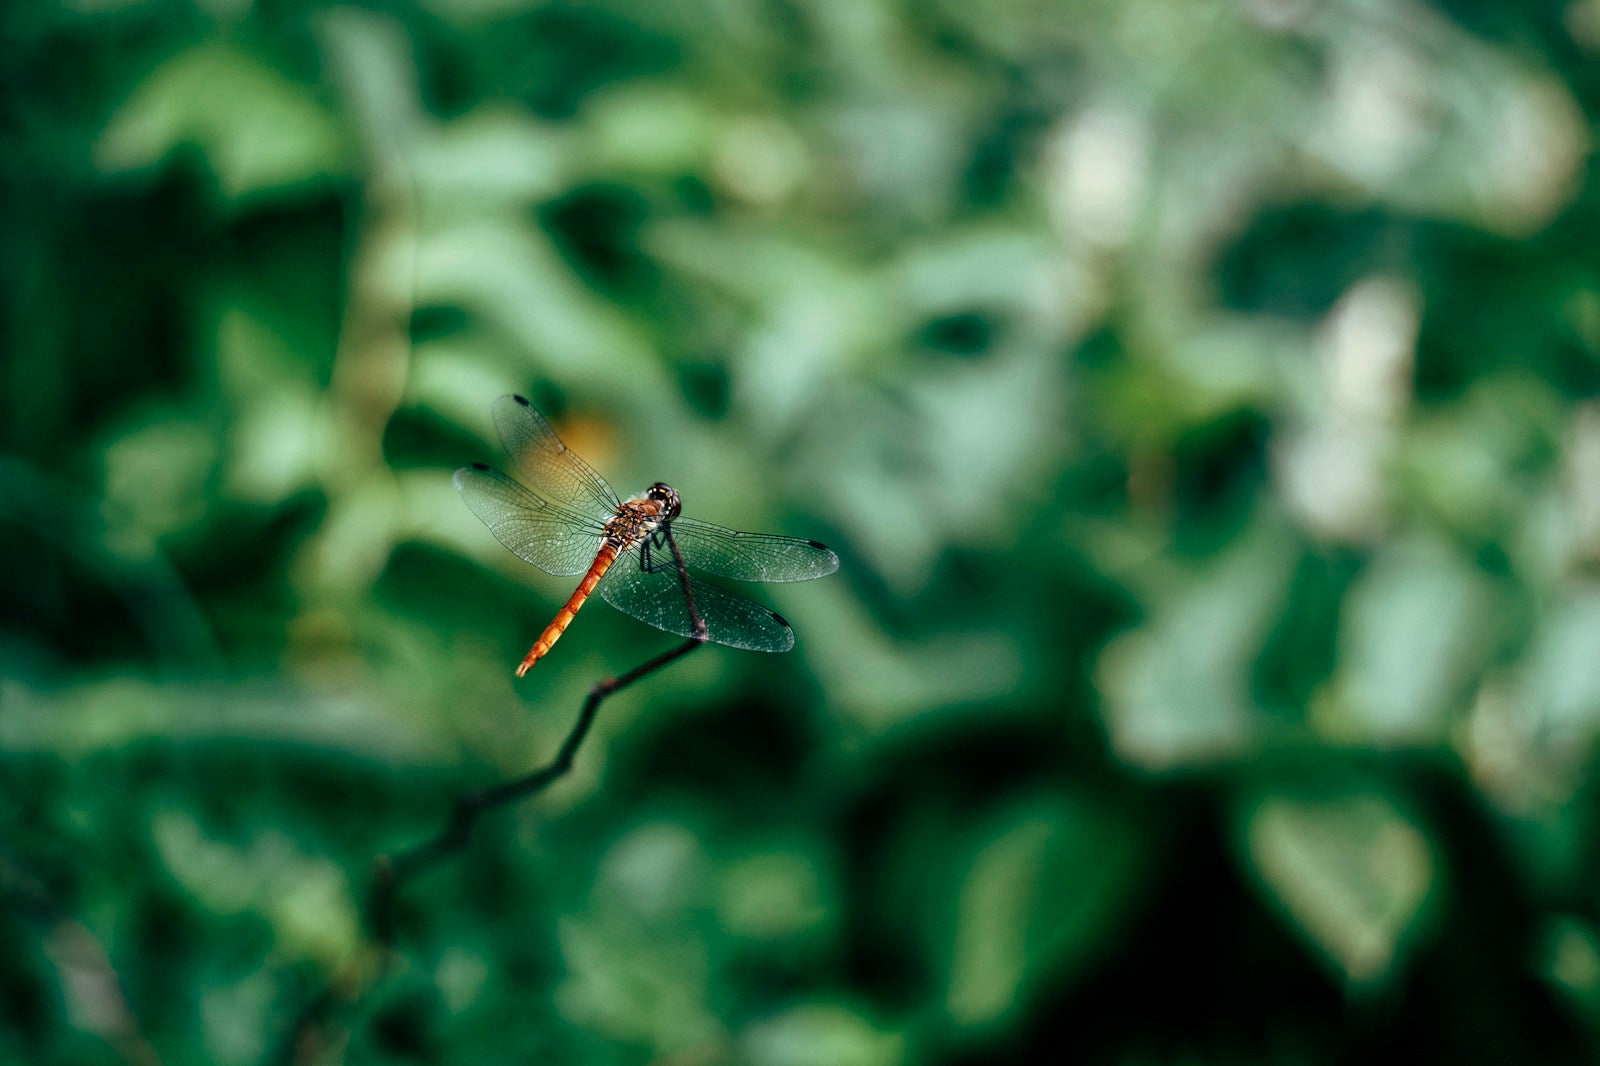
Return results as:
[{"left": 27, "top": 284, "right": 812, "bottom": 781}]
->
[{"left": 455, "top": 395, "right": 840, "bottom": 676}]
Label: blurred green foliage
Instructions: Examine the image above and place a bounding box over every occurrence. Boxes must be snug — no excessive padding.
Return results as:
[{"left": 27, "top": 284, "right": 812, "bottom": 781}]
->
[{"left": 4, "top": 1, "right": 1600, "bottom": 1063}]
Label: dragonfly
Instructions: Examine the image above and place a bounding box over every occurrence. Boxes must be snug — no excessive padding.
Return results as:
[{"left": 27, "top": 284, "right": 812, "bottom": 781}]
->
[{"left": 454, "top": 395, "right": 839, "bottom": 676}]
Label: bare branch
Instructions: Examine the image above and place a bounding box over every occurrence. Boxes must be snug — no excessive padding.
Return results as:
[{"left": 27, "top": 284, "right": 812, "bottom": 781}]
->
[{"left": 280, "top": 526, "right": 708, "bottom": 1064}]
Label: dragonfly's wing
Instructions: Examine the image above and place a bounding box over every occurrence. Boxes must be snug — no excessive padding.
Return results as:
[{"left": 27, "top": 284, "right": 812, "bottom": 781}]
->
[
  {"left": 596, "top": 548, "right": 796, "bottom": 652},
  {"left": 453, "top": 464, "right": 604, "bottom": 577},
  {"left": 668, "top": 517, "right": 839, "bottom": 582},
  {"left": 492, "top": 394, "right": 620, "bottom": 520}
]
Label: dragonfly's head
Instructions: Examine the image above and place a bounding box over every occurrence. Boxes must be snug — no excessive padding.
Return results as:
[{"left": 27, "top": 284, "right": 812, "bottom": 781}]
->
[{"left": 645, "top": 482, "right": 682, "bottom": 520}]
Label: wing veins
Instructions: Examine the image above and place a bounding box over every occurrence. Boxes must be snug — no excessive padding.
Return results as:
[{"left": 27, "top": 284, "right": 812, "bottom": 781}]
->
[
  {"left": 667, "top": 516, "right": 840, "bottom": 583},
  {"left": 454, "top": 465, "right": 605, "bottom": 577},
  {"left": 492, "top": 395, "right": 620, "bottom": 521}
]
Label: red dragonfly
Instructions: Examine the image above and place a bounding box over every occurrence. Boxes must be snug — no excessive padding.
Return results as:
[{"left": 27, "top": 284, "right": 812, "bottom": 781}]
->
[{"left": 455, "top": 395, "right": 839, "bottom": 675}]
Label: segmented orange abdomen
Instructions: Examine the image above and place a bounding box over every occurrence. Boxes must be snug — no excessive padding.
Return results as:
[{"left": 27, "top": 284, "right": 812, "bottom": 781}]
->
[{"left": 516, "top": 543, "right": 620, "bottom": 676}]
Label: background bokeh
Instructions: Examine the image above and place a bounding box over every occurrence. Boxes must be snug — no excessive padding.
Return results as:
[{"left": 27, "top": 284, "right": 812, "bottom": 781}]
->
[{"left": 4, "top": 2, "right": 1600, "bottom": 1063}]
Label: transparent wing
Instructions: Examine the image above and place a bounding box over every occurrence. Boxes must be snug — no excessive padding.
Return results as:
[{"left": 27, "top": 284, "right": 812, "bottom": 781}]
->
[
  {"left": 492, "top": 394, "right": 619, "bottom": 521},
  {"left": 668, "top": 517, "right": 840, "bottom": 583},
  {"left": 453, "top": 464, "right": 606, "bottom": 577},
  {"left": 596, "top": 546, "right": 797, "bottom": 652}
]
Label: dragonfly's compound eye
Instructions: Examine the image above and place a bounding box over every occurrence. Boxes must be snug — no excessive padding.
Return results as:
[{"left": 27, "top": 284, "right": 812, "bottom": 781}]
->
[{"left": 648, "top": 482, "right": 682, "bottom": 518}]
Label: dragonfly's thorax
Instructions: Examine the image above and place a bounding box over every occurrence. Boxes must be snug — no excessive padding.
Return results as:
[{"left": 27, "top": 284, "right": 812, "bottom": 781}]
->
[{"left": 603, "top": 482, "right": 682, "bottom": 548}]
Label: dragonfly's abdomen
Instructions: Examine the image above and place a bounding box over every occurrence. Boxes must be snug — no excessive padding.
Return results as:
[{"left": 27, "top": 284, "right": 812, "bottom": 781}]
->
[{"left": 516, "top": 542, "right": 621, "bottom": 676}]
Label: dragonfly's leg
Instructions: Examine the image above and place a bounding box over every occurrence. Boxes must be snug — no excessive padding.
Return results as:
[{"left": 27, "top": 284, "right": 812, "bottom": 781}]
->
[
  {"left": 632, "top": 531, "right": 707, "bottom": 639},
  {"left": 640, "top": 531, "right": 675, "bottom": 574}
]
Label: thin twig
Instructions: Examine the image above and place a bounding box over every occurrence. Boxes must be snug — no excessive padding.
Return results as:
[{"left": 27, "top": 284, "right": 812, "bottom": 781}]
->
[{"left": 281, "top": 526, "right": 707, "bottom": 1065}]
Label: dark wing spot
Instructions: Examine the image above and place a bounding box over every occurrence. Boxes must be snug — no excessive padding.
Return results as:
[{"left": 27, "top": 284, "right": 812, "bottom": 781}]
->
[
  {"left": 513, "top": 395, "right": 531, "bottom": 407},
  {"left": 771, "top": 611, "right": 792, "bottom": 628},
  {"left": 807, "top": 540, "right": 830, "bottom": 550},
  {"left": 471, "top": 462, "right": 491, "bottom": 471}
]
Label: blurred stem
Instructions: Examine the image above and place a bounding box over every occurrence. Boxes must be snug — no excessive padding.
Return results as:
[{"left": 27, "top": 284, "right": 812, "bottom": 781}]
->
[
  {"left": 323, "top": 9, "right": 418, "bottom": 471},
  {"left": 0, "top": 853, "right": 163, "bottom": 1066},
  {"left": 294, "top": 13, "right": 421, "bottom": 600}
]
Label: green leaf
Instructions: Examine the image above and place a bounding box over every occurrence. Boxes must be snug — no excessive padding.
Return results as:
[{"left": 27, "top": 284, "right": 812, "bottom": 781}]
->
[
  {"left": 740, "top": 1002, "right": 904, "bottom": 1066},
  {"left": 1235, "top": 785, "right": 1436, "bottom": 989},
  {"left": 151, "top": 809, "right": 360, "bottom": 970},
  {"left": 1097, "top": 516, "right": 1300, "bottom": 770},
  {"left": 940, "top": 792, "right": 1149, "bottom": 1029},
  {"left": 1327, "top": 535, "right": 1499, "bottom": 744},
  {"left": 97, "top": 41, "right": 346, "bottom": 200}
]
